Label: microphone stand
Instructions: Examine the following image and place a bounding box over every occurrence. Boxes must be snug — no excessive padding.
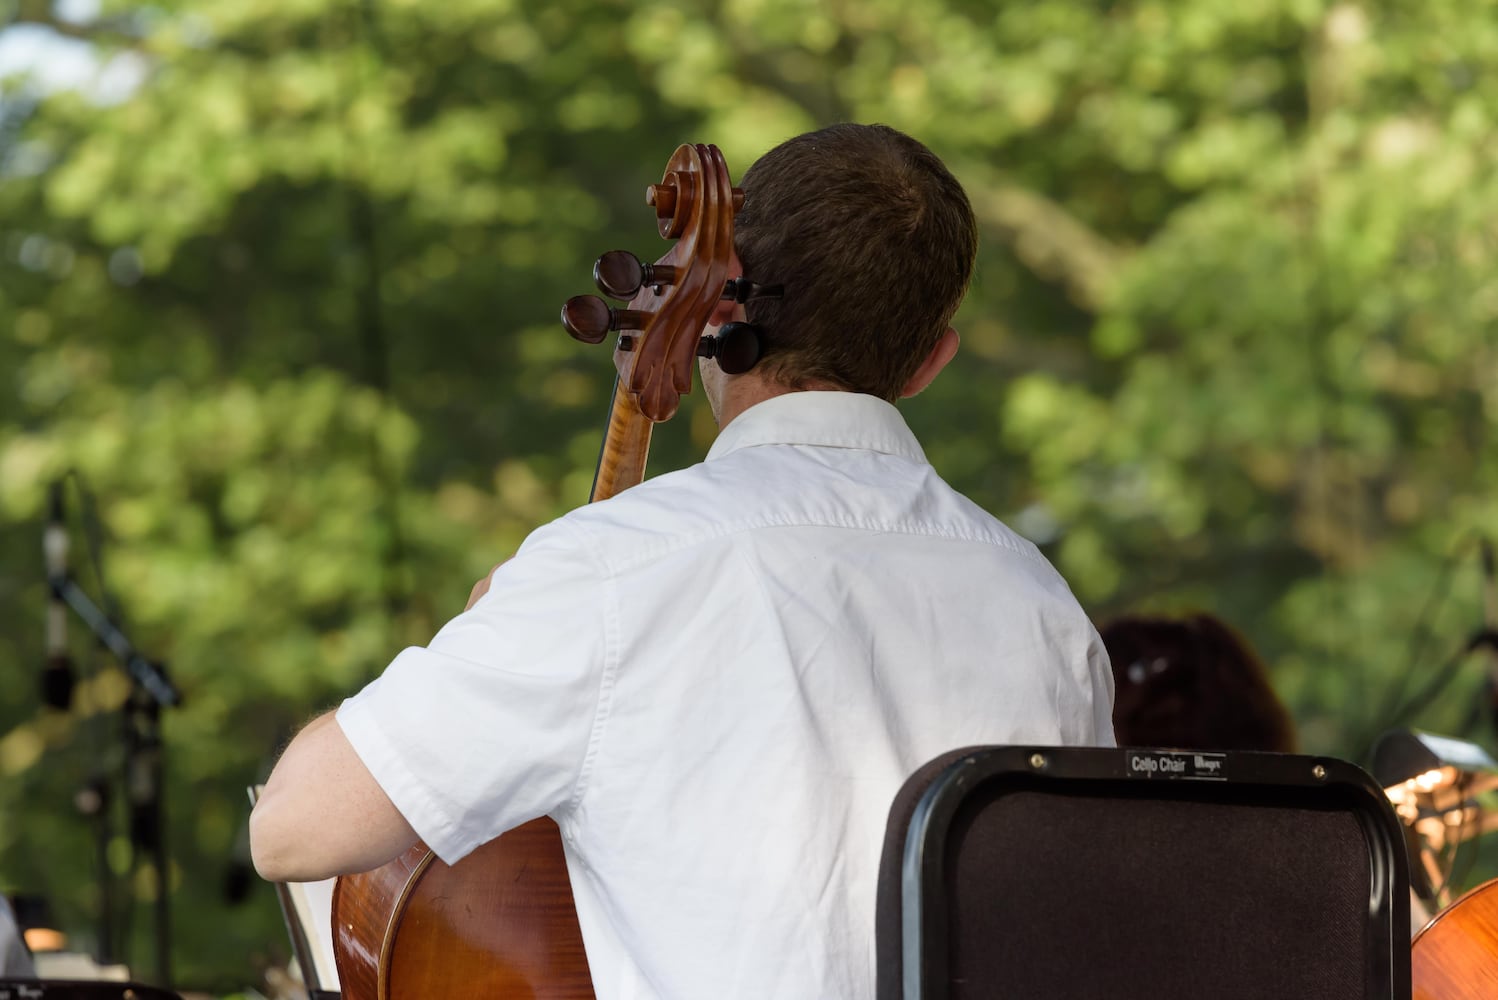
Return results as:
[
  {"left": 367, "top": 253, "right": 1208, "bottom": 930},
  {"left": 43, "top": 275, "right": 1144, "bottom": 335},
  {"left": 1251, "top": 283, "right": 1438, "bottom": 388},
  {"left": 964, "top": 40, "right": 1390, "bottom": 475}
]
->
[
  {"left": 75, "top": 767, "right": 114, "bottom": 967},
  {"left": 49, "top": 571, "right": 180, "bottom": 989},
  {"left": 1480, "top": 540, "right": 1498, "bottom": 738}
]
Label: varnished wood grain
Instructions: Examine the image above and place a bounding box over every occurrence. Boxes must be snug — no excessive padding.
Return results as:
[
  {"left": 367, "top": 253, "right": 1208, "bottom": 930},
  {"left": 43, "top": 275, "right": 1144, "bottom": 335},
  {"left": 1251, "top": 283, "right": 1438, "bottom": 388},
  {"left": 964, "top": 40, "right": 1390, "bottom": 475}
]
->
[
  {"left": 591, "top": 385, "right": 652, "bottom": 502},
  {"left": 334, "top": 820, "right": 593, "bottom": 1000},
  {"left": 1413, "top": 877, "right": 1498, "bottom": 999},
  {"left": 331, "top": 842, "right": 425, "bottom": 1000}
]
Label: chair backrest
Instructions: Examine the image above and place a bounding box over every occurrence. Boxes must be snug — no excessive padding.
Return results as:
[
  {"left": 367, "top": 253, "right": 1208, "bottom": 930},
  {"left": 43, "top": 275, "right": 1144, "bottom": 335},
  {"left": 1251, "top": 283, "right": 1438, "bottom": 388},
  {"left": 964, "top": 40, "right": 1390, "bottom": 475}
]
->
[{"left": 877, "top": 746, "right": 1412, "bottom": 1000}]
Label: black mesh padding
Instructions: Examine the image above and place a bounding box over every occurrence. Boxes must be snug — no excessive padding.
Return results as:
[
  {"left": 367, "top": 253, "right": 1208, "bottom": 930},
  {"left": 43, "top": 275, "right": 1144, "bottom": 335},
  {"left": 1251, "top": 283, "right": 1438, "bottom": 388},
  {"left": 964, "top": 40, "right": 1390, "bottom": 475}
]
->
[{"left": 946, "top": 788, "right": 1371, "bottom": 1000}]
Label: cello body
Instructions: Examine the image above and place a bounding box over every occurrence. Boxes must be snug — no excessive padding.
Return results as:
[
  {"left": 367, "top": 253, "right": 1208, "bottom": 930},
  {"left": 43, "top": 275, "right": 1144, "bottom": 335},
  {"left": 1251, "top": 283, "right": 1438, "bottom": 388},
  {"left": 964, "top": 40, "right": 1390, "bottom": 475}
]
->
[
  {"left": 330, "top": 819, "right": 593, "bottom": 999},
  {"left": 329, "top": 144, "right": 739, "bottom": 999},
  {"left": 1412, "top": 877, "right": 1498, "bottom": 999}
]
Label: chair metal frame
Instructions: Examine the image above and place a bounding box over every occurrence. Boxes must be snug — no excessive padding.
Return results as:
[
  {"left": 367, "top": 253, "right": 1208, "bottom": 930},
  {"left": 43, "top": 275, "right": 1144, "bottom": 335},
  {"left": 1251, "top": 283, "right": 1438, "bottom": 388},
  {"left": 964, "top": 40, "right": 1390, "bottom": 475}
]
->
[{"left": 893, "top": 745, "right": 1412, "bottom": 1000}]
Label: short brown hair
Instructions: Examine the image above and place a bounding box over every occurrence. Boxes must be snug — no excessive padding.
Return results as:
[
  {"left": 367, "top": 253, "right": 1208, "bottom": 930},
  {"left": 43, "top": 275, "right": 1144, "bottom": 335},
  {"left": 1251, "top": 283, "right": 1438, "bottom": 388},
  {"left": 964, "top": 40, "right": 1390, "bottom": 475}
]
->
[{"left": 734, "top": 124, "right": 978, "bottom": 400}]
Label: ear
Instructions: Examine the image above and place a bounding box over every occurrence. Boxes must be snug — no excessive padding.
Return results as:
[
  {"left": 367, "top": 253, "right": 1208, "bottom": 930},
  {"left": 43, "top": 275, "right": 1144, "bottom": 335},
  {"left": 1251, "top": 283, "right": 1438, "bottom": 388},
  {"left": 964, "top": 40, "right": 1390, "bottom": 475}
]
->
[
  {"left": 899, "top": 327, "right": 959, "bottom": 398},
  {"left": 709, "top": 297, "right": 743, "bottom": 327}
]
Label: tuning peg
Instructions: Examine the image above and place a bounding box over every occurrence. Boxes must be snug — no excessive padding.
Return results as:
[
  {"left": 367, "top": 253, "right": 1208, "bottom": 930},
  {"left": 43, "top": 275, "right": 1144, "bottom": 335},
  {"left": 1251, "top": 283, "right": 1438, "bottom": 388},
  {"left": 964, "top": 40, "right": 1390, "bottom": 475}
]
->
[
  {"left": 594, "top": 251, "right": 678, "bottom": 300},
  {"left": 561, "top": 295, "right": 644, "bottom": 344},
  {"left": 722, "top": 278, "right": 783, "bottom": 303},
  {"left": 696, "top": 322, "right": 763, "bottom": 375}
]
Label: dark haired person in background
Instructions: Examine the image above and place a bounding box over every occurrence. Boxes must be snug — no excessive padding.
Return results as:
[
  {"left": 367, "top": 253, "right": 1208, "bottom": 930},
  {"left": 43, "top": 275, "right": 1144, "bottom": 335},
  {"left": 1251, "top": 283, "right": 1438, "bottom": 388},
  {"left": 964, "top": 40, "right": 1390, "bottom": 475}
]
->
[
  {"left": 1100, "top": 611, "right": 1296, "bottom": 753},
  {"left": 1101, "top": 611, "right": 1444, "bottom": 936}
]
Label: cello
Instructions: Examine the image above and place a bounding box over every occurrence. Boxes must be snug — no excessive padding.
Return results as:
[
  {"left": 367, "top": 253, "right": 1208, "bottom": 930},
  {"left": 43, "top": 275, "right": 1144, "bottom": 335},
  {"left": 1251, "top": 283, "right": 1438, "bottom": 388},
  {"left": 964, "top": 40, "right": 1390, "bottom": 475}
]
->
[
  {"left": 327, "top": 143, "right": 745, "bottom": 999},
  {"left": 1412, "top": 877, "right": 1498, "bottom": 999}
]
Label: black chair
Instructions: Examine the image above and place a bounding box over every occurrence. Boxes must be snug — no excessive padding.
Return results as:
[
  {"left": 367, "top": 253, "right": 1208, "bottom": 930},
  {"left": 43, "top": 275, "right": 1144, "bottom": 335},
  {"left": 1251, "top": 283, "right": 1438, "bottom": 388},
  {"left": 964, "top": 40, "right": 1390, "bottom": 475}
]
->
[{"left": 877, "top": 745, "right": 1412, "bottom": 1000}]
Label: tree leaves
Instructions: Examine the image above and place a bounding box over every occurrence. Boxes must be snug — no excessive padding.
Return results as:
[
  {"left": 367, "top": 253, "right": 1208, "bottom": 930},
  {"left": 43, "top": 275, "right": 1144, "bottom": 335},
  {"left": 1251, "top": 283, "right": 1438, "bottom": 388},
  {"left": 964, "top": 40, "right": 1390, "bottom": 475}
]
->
[{"left": 1, "top": 0, "right": 1495, "bottom": 989}]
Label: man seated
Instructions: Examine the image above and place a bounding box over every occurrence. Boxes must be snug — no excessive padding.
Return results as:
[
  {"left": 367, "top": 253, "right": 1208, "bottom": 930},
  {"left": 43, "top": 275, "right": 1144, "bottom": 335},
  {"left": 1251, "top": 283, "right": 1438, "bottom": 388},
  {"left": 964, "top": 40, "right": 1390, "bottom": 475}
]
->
[{"left": 251, "top": 123, "right": 1113, "bottom": 999}]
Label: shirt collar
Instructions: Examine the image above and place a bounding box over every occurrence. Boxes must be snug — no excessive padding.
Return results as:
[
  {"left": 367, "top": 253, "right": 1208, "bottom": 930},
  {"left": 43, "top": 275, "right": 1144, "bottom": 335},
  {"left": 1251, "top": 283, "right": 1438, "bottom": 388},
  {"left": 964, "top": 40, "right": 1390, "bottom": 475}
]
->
[{"left": 705, "top": 391, "right": 929, "bottom": 464}]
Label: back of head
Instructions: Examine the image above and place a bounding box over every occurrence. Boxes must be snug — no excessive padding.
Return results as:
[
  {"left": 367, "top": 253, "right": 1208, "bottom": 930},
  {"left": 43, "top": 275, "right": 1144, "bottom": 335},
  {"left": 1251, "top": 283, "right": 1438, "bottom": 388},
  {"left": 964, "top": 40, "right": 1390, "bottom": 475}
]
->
[
  {"left": 1101, "top": 612, "right": 1298, "bottom": 753},
  {"left": 734, "top": 124, "right": 978, "bottom": 400}
]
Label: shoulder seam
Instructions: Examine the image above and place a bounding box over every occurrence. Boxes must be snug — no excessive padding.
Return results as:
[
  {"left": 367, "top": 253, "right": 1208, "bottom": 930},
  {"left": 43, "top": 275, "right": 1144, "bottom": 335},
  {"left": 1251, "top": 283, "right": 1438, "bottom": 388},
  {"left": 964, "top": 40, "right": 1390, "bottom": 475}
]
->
[{"left": 598, "top": 514, "right": 1045, "bottom": 575}]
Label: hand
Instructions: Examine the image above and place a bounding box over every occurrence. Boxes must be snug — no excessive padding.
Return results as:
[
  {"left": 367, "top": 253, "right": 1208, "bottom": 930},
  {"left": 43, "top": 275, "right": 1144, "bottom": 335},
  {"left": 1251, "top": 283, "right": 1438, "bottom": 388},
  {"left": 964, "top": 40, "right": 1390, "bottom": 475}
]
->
[{"left": 465, "top": 560, "right": 510, "bottom": 612}]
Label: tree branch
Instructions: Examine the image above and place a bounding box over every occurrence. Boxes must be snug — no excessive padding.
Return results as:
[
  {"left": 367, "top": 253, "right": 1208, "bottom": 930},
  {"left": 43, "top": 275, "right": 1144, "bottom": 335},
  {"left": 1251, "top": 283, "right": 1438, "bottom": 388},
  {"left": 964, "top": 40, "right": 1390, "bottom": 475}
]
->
[
  {"left": 6, "top": 0, "right": 142, "bottom": 46},
  {"left": 957, "top": 162, "right": 1130, "bottom": 312}
]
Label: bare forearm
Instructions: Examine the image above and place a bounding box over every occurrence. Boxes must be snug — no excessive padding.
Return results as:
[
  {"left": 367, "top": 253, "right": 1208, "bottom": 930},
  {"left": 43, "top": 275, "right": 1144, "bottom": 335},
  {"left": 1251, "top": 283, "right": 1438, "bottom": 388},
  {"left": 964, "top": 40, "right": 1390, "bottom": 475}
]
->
[{"left": 250, "top": 711, "right": 419, "bottom": 883}]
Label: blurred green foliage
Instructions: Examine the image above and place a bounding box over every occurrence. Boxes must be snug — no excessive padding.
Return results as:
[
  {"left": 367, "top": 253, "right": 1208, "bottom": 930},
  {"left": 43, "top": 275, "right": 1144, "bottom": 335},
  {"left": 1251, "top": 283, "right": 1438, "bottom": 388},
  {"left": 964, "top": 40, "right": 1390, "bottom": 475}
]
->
[{"left": 0, "top": 0, "right": 1495, "bottom": 991}]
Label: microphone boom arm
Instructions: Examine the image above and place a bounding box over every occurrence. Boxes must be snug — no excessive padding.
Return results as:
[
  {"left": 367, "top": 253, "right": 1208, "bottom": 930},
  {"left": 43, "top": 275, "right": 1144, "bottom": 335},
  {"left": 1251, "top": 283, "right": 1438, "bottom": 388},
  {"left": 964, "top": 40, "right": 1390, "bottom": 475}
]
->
[{"left": 49, "top": 572, "right": 179, "bottom": 708}]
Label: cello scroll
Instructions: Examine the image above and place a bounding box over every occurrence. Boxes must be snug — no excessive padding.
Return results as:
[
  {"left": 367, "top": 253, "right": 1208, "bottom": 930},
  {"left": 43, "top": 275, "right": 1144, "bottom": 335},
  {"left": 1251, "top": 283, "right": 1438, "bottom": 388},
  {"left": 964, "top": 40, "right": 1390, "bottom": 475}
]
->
[{"left": 561, "top": 143, "right": 739, "bottom": 425}]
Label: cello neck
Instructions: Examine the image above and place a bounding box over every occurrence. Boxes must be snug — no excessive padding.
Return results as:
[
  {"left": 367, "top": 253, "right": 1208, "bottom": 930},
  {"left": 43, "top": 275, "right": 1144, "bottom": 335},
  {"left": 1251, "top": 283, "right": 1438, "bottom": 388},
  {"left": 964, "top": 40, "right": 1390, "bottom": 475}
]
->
[{"left": 589, "top": 378, "right": 653, "bottom": 504}]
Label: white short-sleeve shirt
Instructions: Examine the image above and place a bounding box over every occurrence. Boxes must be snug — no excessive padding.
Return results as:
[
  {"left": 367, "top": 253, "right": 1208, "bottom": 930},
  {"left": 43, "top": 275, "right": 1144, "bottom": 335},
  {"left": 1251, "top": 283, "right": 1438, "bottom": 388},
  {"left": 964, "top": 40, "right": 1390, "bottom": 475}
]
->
[{"left": 338, "top": 390, "right": 1114, "bottom": 1000}]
